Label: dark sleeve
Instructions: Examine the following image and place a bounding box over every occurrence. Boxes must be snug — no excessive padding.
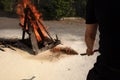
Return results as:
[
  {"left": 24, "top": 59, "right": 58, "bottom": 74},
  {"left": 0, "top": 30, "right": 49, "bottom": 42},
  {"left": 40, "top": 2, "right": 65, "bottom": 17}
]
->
[{"left": 86, "top": 0, "right": 97, "bottom": 24}]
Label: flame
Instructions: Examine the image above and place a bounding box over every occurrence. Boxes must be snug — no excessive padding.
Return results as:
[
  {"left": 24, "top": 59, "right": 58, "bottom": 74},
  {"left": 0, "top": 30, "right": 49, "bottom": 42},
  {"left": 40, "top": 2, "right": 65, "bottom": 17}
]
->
[
  {"left": 16, "top": 0, "right": 48, "bottom": 42},
  {"left": 16, "top": 4, "right": 24, "bottom": 26}
]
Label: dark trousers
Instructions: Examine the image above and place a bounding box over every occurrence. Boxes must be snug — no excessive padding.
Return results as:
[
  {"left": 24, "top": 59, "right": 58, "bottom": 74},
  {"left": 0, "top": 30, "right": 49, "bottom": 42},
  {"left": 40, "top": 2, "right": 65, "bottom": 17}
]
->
[{"left": 87, "top": 55, "right": 120, "bottom": 80}]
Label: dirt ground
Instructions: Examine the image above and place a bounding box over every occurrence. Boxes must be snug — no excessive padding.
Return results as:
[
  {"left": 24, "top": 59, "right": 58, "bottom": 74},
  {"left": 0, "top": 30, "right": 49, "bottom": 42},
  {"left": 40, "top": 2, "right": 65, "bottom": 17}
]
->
[{"left": 0, "top": 17, "right": 99, "bottom": 80}]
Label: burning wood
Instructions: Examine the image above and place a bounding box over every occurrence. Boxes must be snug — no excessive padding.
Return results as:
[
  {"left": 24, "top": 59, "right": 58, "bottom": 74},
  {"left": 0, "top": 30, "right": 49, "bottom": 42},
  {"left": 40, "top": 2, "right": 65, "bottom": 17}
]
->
[{"left": 16, "top": 0, "right": 60, "bottom": 55}]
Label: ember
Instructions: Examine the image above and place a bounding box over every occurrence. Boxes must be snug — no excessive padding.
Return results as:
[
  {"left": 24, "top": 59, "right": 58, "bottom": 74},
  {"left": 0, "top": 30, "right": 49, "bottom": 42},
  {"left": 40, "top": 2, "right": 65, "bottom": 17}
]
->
[{"left": 16, "top": 0, "right": 60, "bottom": 55}]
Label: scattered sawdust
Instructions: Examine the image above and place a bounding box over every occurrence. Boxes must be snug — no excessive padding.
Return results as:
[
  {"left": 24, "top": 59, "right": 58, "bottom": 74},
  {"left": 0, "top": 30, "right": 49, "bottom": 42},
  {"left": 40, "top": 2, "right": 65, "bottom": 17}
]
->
[{"left": 50, "top": 45, "right": 78, "bottom": 55}]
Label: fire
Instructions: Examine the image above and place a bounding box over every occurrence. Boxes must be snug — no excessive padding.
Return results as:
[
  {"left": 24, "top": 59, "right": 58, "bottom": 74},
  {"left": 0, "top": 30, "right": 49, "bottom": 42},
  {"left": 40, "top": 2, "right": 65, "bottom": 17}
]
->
[{"left": 16, "top": 0, "right": 48, "bottom": 42}]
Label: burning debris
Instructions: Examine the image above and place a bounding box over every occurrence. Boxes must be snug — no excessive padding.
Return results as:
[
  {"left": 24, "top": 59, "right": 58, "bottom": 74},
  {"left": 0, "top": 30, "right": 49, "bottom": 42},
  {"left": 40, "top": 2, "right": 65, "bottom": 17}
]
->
[{"left": 16, "top": 0, "right": 60, "bottom": 54}]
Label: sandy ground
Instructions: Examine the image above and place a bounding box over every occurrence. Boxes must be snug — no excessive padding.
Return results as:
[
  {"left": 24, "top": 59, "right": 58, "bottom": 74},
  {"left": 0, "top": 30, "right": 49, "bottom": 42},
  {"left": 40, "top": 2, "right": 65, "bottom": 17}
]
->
[{"left": 0, "top": 17, "right": 99, "bottom": 80}]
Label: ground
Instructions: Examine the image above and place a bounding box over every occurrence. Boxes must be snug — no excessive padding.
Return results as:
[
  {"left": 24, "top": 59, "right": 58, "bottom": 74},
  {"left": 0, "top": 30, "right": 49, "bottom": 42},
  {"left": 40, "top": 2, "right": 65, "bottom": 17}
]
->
[{"left": 0, "top": 17, "right": 99, "bottom": 80}]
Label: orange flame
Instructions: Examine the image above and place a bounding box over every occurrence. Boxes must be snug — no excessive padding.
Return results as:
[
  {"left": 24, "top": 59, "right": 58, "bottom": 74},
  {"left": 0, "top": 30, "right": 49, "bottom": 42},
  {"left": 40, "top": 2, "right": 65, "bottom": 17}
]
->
[{"left": 16, "top": 0, "right": 48, "bottom": 42}]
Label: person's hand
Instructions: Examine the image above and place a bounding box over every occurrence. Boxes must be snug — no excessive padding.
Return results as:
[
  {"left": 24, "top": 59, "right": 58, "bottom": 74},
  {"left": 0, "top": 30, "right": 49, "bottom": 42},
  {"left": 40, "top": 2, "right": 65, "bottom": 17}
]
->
[
  {"left": 80, "top": 49, "right": 99, "bottom": 56},
  {"left": 86, "top": 49, "right": 99, "bottom": 56},
  {"left": 86, "top": 48, "right": 94, "bottom": 56}
]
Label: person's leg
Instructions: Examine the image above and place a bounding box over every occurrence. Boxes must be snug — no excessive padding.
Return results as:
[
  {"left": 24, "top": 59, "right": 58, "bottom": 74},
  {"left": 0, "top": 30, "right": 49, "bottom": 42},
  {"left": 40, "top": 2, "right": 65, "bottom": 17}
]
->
[
  {"left": 87, "top": 67, "right": 98, "bottom": 80},
  {"left": 86, "top": 64, "right": 106, "bottom": 80},
  {"left": 86, "top": 55, "right": 106, "bottom": 80},
  {"left": 87, "top": 55, "right": 120, "bottom": 80}
]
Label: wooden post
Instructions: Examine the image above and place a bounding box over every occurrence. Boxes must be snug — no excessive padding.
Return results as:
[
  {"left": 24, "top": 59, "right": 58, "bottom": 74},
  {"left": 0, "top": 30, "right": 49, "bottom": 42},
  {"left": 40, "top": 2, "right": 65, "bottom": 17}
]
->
[
  {"left": 28, "top": 20, "right": 39, "bottom": 54},
  {"left": 22, "top": 7, "right": 29, "bottom": 41}
]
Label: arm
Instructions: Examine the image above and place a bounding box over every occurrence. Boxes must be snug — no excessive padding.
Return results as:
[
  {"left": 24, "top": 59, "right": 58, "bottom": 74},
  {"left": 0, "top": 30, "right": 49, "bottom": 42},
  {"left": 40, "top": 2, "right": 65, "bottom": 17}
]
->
[{"left": 85, "top": 23, "right": 98, "bottom": 56}]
